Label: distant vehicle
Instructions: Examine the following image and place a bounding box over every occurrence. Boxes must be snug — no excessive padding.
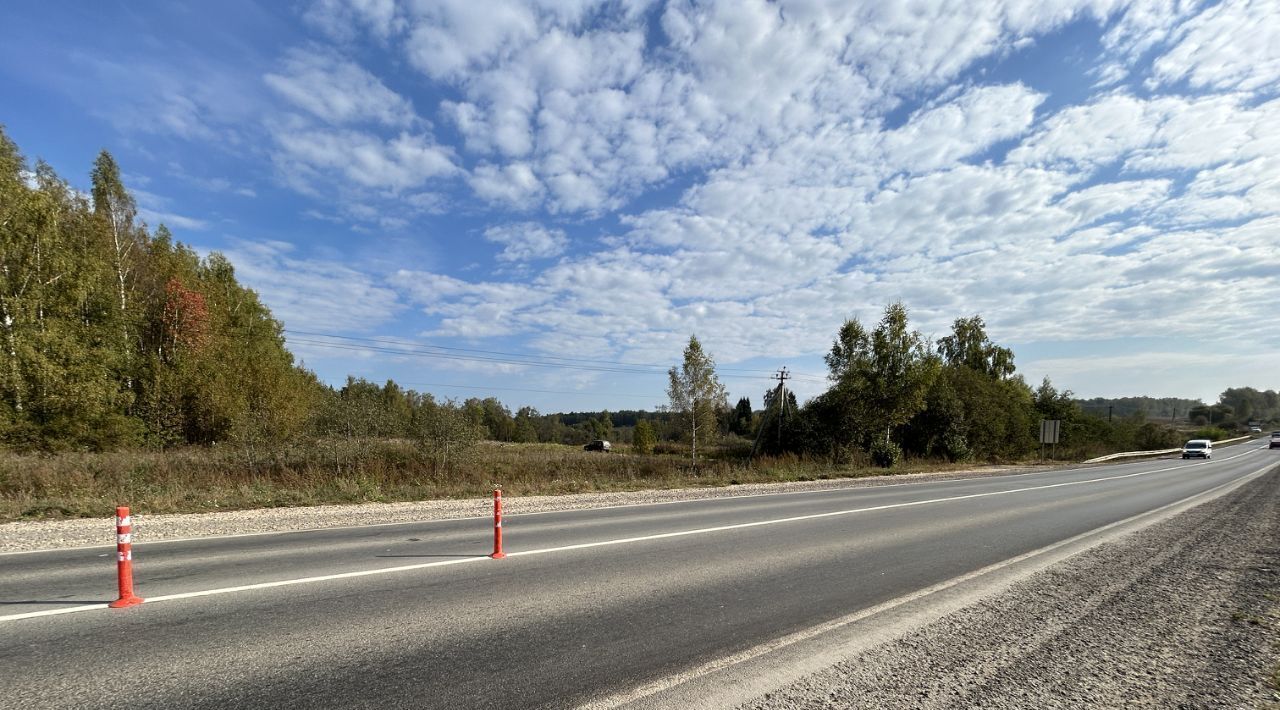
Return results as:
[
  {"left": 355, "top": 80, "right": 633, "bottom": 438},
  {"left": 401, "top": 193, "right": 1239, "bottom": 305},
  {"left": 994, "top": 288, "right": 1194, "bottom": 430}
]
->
[
  {"left": 1271, "top": 432, "right": 1280, "bottom": 449},
  {"left": 584, "top": 440, "right": 612, "bottom": 452},
  {"left": 1250, "top": 426, "right": 1262, "bottom": 433},
  {"left": 1181, "top": 439, "right": 1212, "bottom": 459}
]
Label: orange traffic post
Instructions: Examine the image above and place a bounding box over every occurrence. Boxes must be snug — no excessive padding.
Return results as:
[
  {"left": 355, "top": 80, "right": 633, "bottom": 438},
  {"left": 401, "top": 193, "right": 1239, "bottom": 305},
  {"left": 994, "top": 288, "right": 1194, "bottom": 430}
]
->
[
  {"left": 490, "top": 489, "right": 506, "bottom": 559},
  {"left": 108, "top": 506, "right": 144, "bottom": 608}
]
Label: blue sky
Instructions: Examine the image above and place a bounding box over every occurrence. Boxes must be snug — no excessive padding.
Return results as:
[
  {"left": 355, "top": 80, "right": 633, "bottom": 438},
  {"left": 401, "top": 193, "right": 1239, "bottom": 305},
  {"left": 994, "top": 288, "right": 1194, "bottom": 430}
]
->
[{"left": 2, "top": 0, "right": 1278, "bottom": 413}]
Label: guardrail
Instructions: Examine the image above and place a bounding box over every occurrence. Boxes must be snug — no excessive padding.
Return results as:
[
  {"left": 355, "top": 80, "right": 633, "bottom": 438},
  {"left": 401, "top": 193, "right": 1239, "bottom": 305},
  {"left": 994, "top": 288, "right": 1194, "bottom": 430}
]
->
[{"left": 1082, "top": 435, "right": 1254, "bottom": 464}]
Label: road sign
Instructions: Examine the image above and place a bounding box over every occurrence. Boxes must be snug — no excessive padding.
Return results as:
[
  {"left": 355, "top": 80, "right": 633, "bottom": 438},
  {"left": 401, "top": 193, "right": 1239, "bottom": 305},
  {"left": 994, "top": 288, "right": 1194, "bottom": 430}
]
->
[{"left": 1040, "top": 419, "right": 1061, "bottom": 445}]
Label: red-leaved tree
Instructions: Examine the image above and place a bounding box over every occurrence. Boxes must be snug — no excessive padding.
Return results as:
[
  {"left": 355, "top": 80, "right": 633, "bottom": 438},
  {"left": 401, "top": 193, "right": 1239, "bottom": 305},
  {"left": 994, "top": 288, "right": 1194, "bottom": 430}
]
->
[{"left": 160, "top": 277, "right": 209, "bottom": 360}]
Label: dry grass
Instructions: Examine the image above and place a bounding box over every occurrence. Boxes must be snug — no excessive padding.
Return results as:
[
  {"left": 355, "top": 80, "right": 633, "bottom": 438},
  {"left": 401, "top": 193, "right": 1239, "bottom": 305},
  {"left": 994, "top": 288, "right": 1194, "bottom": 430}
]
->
[{"left": 0, "top": 438, "right": 980, "bottom": 522}]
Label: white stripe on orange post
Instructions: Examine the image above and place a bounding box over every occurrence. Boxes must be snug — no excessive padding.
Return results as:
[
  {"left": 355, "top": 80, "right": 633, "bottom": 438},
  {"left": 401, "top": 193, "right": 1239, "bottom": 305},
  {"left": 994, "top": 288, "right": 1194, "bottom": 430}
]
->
[
  {"left": 490, "top": 489, "right": 506, "bottom": 559},
  {"left": 108, "top": 506, "right": 144, "bottom": 609}
]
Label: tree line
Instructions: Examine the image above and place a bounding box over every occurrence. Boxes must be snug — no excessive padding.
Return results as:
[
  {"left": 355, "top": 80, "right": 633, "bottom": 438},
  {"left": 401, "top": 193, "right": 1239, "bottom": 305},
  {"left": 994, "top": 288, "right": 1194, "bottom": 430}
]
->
[
  {"left": 2, "top": 130, "right": 1271, "bottom": 464},
  {"left": 661, "top": 305, "right": 1274, "bottom": 465},
  {"left": 0, "top": 129, "right": 321, "bottom": 450},
  {"left": 0, "top": 129, "right": 695, "bottom": 457}
]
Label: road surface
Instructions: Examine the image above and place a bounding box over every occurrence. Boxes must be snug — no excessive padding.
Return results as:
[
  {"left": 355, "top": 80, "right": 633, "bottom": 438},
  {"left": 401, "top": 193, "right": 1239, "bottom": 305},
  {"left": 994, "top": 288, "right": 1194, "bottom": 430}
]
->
[{"left": 2, "top": 442, "right": 1277, "bottom": 708}]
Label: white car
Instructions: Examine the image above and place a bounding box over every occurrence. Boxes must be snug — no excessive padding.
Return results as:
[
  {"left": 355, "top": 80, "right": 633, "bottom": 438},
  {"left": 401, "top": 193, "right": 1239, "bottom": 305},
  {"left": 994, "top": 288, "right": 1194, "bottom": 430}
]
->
[
  {"left": 1271, "top": 432, "right": 1280, "bottom": 449},
  {"left": 1181, "top": 439, "right": 1212, "bottom": 459}
]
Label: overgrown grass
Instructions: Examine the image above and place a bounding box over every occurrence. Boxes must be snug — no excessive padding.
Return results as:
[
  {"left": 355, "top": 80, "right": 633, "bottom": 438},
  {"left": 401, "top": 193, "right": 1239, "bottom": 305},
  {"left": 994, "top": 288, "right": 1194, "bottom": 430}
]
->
[{"left": 0, "top": 439, "right": 987, "bottom": 522}]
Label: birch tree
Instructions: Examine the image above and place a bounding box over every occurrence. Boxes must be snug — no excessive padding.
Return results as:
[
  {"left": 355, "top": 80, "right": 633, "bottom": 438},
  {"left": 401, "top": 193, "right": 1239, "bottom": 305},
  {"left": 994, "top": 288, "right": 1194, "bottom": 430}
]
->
[
  {"left": 667, "top": 335, "right": 727, "bottom": 462},
  {"left": 90, "top": 151, "right": 144, "bottom": 385}
]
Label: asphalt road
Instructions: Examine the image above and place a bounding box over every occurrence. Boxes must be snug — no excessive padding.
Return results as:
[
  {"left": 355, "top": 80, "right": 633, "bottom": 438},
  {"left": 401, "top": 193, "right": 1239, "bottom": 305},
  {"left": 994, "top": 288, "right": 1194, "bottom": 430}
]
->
[{"left": 3, "top": 443, "right": 1278, "bottom": 709}]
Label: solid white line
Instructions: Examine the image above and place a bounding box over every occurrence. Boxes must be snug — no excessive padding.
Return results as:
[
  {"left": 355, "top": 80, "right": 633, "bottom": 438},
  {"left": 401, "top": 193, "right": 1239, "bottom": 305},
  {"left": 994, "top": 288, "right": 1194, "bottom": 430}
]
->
[
  {"left": 0, "top": 446, "right": 1267, "bottom": 623},
  {"left": 581, "top": 459, "right": 1277, "bottom": 709},
  {"left": 505, "top": 448, "right": 1260, "bottom": 559},
  {"left": 0, "top": 603, "right": 110, "bottom": 622},
  {"left": 5, "top": 445, "right": 1261, "bottom": 557},
  {"left": 0, "top": 557, "right": 492, "bottom": 622}
]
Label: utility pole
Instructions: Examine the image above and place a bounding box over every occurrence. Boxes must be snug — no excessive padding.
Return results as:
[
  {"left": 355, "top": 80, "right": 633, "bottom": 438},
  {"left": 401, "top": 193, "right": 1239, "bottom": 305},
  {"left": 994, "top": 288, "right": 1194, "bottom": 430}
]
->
[
  {"left": 750, "top": 367, "right": 791, "bottom": 458},
  {"left": 771, "top": 368, "right": 791, "bottom": 447}
]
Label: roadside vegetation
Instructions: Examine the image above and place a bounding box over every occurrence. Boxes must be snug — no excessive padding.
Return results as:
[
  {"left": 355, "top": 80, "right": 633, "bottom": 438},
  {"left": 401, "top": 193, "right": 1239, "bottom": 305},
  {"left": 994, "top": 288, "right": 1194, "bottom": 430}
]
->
[
  {"left": 2, "top": 130, "right": 1277, "bottom": 522},
  {"left": 0, "top": 439, "right": 987, "bottom": 521}
]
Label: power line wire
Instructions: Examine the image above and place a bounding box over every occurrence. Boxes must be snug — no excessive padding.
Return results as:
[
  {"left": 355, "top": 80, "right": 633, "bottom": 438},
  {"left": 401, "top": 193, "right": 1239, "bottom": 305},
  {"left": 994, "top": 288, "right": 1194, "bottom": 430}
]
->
[
  {"left": 396, "top": 381, "right": 658, "bottom": 399},
  {"left": 285, "top": 329, "right": 827, "bottom": 382},
  {"left": 285, "top": 328, "right": 818, "bottom": 377}
]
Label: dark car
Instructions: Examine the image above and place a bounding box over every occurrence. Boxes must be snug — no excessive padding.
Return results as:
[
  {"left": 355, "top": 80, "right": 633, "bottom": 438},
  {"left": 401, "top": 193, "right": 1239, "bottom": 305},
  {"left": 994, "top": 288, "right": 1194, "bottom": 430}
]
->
[{"left": 584, "top": 439, "right": 612, "bottom": 452}]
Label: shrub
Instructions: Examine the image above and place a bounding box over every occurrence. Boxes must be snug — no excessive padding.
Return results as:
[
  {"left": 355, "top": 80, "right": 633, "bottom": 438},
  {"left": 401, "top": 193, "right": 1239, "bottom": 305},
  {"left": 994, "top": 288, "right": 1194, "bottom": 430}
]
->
[
  {"left": 633, "top": 420, "right": 656, "bottom": 455},
  {"left": 940, "top": 432, "right": 972, "bottom": 462},
  {"left": 1190, "top": 427, "right": 1231, "bottom": 442},
  {"left": 870, "top": 439, "right": 902, "bottom": 468}
]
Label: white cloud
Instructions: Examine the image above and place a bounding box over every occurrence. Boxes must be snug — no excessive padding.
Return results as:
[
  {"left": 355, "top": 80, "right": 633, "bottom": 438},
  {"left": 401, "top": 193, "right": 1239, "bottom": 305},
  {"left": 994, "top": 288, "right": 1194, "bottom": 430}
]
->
[
  {"left": 1151, "top": 0, "right": 1280, "bottom": 92},
  {"left": 469, "top": 162, "right": 543, "bottom": 207},
  {"left": 272, "top": 124, "right": 457, "bottom": 191},
  {"left": 138, "top": 209, "right": 209, "bottom": 231},
  {"left": 132, "top": 188, "right": 210, "bottom": 231},
  {"left": 483, "top": 223, "right": 568, "bottom": 262},
  {"left": 1008, "top": 93, "right": 1279, "bottom": 174},
  {"left": 221, "top": 240, "right": 403, "bottom": 334},
  {"left": 304, "top": 0, "right": 406, "bottom": 41},
  {"left": 1019, "top": 347, "right": 1278, "bottom": 402},
  {"left": 63, "top": 0, "right": 1280, "bottom": 401},
  {"left": 264, "top": 48, "right": 419, "bottom": 127},
  {"left": 880, "top": 84, "right": 1046, "bottom": 173},
  {"left": 404, "top": 0, "right": 540, "bottom": 80},
  {"left": 382, "top": 0, "right": 1130, "bottom": 213}
]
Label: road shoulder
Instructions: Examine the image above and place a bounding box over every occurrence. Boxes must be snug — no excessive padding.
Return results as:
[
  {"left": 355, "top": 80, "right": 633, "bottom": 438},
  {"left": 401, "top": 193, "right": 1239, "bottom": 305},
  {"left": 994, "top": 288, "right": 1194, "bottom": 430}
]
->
[{"left": 734, "top": 466, "right": 1280, "bottom": 709}]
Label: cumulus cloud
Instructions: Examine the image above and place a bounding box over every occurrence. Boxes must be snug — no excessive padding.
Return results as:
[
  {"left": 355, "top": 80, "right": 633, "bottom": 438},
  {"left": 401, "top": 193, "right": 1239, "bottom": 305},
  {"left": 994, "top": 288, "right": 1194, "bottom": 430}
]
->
[
  {"left": 469, "top": 162, "right": 543, "bottom": 207},
  {"left": 220, "top": 240, "right": 404, "bottom": 335},
  {"left": 483, "top": 223, "right": 569, "bottom": 262},
  {"left": 272, "top": 124, "right": 456, "bottom": 191},
  {"left": 159, "top": 0, "right": 1280, "bottom": 393},
  {"left": 880, "top": 83, "right": 1046, "bottom": 173},
  {"left": 1151, "top": 0, "right": 1280, "bottom": 92},
  {"left": 264, "top": 48, "right": 419, "bottom": 127}
]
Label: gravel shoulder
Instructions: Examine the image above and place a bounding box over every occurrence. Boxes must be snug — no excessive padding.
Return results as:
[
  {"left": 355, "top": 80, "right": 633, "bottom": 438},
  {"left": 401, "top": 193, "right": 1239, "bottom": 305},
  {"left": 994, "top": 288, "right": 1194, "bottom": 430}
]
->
[
  {"left": 0, "top": 462, "right": 1048, "bottom": 553},
  {"left": 740, "top": 467, "right": 1280, "bottom": 709}
]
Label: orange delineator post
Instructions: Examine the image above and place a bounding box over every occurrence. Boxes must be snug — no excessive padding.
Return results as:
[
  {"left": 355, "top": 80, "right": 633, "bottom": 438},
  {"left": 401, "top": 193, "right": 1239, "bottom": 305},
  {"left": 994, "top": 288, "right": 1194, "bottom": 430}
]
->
[
  {"left": 108, "top": 506, "right": 144, "bottom": 608},
  {"left": 490, "top": 489, "right": 506, "bottom": 559}
]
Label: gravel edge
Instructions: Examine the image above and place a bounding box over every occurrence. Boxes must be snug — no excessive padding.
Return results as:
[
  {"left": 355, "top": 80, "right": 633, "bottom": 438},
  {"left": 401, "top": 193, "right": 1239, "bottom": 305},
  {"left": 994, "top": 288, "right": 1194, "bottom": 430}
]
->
[
  {"left": 740, "top": 467, "right": 1280, "bottom": 709},
  {"left": 0, "top": 463, "right": 1056, "bottom": 552}
]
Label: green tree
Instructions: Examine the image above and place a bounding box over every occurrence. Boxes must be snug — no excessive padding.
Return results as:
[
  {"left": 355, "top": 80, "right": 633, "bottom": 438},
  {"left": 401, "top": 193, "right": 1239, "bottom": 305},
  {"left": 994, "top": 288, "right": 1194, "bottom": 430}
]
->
[
  {"left": 1034, "top": 377, "right": 1078, "bottom": 422},
  {"left": 729, "top": 396, "right": 753, "bottom": 436},
  {"left": 827, "top": 304, "right": 939, "bottom": 446},
  {"left": 937, "top": 315, "right": 1014, "bottom": 379},
  {"left": 413, "top": 397, "right": 485, "bottom": 470},
  {"left": 90, "top": 151, "right": 146, "bottom": 390},
  {"left": 667, "top": 335, "right": 728, "bottom": 461},
  {"left": 633, "top": 419, "right": 657, "bottom": 454},
  {"left": 588, "top": 410, "right": 614, "bottom": 440},
  {"left": 513, "top": 406, "right": 539, "bottom": 443},
  {"left": 904, "top": 317, "right": 1033, "bottom": 461}
]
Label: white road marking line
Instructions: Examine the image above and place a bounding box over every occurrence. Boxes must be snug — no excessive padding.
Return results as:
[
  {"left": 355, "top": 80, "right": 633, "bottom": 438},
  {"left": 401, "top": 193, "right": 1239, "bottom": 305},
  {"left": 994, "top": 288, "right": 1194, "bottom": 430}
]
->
[
  {"left": 0, "top": 604, "right": 110, "bottom": 622},
  {"left": 0, "top": 447, "right": 1268, "bottom": 624},
  {"left": 581, "top": 460, "right": 1277, "bottom": 709},
  {"left": 505, "top": 448, "right": 1260, "bottom": 559},
  {"left": 3, "top": 445, "right": 1263, "bottom": 557}
]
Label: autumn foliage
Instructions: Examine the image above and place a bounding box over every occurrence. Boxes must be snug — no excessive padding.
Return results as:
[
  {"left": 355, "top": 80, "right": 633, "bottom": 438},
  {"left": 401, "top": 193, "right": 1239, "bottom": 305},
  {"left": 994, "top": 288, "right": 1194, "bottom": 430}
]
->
[{"left": 161, "top": 278, "right": 210, "bottom": 357}]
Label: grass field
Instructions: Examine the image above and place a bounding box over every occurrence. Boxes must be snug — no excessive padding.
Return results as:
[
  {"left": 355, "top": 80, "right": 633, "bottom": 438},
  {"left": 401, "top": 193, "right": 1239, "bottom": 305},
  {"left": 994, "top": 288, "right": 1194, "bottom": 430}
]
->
[{"left": 0, "top": 439, "right": 986, "bottom": 522}]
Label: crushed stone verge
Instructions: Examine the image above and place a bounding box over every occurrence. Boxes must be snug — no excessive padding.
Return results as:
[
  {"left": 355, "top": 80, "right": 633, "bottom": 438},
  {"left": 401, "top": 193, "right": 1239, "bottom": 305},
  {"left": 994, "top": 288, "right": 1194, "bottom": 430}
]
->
[
  {"left": 740, "top": 468, "right": 1280, "bottom": 709},
  {"left": 0, "top": 463, "right": 1057, "bottom": 553}
]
